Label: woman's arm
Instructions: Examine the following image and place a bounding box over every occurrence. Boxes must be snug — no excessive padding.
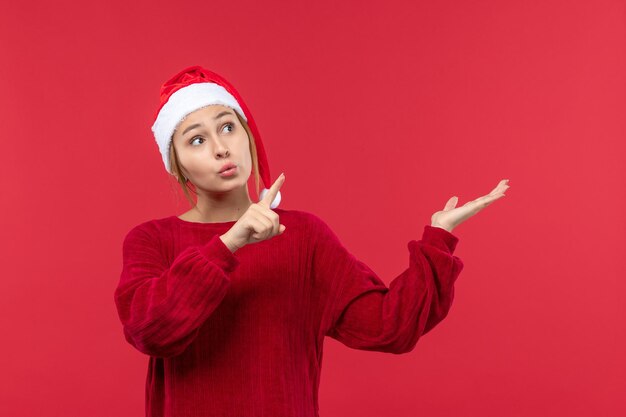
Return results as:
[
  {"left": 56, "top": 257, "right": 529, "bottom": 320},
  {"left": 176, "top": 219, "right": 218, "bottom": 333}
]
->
[
  {"left": 313, "top": 216, "right": 464, "bottom": 354},
  {"left": 113, "top": 225, "right": 239, "bottom": 358}
]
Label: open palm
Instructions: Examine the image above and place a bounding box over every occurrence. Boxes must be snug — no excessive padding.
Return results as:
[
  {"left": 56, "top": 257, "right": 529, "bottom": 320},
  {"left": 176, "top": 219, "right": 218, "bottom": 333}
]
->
[{"left": 431, "top": 179, "right": 510, "bottom": 233}]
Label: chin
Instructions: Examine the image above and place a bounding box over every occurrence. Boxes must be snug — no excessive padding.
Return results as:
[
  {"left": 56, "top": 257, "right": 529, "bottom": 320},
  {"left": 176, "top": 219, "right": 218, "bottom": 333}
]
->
[{"left": 199, "top": 181, "right": 245, "bottom": 193}]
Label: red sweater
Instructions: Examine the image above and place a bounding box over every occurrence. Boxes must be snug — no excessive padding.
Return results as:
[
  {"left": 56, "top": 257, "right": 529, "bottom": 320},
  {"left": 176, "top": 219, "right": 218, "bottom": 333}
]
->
[{"left": 114, "top": 208, "right": 464, "bottom": 417}]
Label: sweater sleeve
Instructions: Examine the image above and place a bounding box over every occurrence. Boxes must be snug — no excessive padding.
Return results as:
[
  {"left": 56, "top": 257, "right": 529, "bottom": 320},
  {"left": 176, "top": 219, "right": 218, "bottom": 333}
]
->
[
  {"left": 313, "top": 218, "right": 464, "bottom": 354},
  {"left": 114, "top": 224, "right": 240, "bottom": 358}
]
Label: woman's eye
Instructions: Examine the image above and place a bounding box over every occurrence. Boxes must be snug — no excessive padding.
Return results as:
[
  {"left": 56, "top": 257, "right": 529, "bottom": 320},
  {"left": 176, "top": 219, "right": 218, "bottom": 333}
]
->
[
  {"left": 190, "top": 137, "right": 204, "bottom": 146},
  {"left": 222, "top": 122, "right": 234, "bottom": 133},
  {"left": 189, "top": 123, "right": 233, "bottom": 146}
]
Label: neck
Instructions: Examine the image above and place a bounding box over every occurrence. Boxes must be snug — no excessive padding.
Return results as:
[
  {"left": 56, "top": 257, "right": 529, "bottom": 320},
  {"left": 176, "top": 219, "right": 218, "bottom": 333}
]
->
[{"left": 192, "top": 184, "right": 254, "bottom": 223}]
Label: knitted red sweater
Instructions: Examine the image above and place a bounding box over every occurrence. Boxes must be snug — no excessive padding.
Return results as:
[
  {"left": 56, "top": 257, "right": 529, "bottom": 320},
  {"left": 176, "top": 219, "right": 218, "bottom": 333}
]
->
[{"left": 114, "top": 208, "right": 464, "bottom": 417}]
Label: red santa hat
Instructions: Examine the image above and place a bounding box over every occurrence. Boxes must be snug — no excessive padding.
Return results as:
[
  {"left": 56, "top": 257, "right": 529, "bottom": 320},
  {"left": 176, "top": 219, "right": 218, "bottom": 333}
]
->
[{"left": 151, "top": 65, "right": 281, "bottom": 209}]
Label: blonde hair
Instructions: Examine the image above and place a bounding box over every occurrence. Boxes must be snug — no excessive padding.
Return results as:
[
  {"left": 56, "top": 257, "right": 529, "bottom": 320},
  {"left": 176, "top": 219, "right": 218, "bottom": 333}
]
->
[{"left": 169, "top": 111, "right": 261, "bottom": 207}]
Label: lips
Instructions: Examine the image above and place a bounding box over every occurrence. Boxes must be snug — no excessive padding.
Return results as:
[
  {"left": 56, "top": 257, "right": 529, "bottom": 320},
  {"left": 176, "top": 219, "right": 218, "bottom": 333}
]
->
[{"left": 219, "top": 162, "right": 236, "bottom": 173}]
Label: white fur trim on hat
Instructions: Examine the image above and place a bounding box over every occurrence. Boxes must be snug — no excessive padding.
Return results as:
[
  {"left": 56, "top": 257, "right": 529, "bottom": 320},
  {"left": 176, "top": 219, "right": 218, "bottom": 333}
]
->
[
  {"left": 151, "top": 82, "right": 247, "bottom": 174},
  {"left": 259, "top": 188, "right": 282, "bottom": 209}
]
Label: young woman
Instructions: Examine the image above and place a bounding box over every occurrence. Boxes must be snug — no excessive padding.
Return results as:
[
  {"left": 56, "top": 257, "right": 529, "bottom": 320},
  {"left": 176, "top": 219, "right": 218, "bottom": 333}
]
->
[{"left": 114, "top": 65, "right": 510, "bottom": 417}]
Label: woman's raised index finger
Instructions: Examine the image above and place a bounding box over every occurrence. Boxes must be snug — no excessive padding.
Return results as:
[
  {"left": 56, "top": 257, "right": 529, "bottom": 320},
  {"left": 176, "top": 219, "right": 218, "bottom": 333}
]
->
[{"left": 259, "top": 173, "right": 285, "bottom": 208}]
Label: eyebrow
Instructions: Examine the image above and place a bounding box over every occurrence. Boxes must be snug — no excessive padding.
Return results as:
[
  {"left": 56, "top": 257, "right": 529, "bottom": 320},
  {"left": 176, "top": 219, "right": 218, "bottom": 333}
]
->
[{"left": 181, "top": 111, "right": 234, "bottom": 136}]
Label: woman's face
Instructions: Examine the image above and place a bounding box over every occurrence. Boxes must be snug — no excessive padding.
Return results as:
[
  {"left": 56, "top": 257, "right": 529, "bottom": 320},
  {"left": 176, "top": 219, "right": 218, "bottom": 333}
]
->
[{"left": 172, "top": 104, "right": 252, "bottom": 193}]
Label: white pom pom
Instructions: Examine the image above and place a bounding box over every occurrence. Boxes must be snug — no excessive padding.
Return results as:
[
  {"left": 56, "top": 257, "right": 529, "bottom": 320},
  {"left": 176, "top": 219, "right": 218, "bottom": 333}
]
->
[{"left": 259, "top": 188, "right": 281, "bottom": 209}]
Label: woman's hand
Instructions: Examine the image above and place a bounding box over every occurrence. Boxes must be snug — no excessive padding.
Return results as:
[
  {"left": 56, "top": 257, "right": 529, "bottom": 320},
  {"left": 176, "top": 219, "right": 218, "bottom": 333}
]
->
[
  {"left": 220, "top": 173, "right": 286, "bottom": 252},
  {"left": 430, "top": 179, "right": 510, "bottom": 233}
]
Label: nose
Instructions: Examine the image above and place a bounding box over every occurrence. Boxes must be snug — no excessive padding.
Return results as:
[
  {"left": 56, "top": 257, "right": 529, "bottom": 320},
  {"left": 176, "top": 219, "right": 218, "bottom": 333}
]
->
[{"left": 213, "top": 137, "right": 230, "bottom": 158}]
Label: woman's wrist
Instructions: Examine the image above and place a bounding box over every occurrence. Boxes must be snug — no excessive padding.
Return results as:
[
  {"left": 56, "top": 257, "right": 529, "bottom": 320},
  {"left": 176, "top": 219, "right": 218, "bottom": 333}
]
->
[
  {"left": 220, "top": 233, "right": 241, "bottom": 253},
  {"left": 430, "top": 222, "right": 453, "bottom": 233}
]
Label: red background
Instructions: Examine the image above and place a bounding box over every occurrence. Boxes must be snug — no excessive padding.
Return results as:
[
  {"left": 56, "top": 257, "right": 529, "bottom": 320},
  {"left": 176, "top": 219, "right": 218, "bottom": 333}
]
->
[{"left": 1, "top": 0, "right": 624, "bottom": 416}]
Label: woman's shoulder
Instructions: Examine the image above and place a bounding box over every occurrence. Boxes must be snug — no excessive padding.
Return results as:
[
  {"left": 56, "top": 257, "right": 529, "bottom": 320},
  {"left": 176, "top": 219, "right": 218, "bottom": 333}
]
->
[
  {"left": 122, "top": 215, "right": 177, "bottom": 242},
  {"left": 272, "top": 208, "right": 336, "bottom": 243},
  {"left": 273, "top": 207, "right": 328, "bottom": 227}
]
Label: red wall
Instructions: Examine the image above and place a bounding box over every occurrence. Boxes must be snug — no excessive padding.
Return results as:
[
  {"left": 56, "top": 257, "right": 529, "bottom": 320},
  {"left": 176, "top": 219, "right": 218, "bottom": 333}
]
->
[{"left": 1, "top": 0, "right": 624, "bottom": 416}]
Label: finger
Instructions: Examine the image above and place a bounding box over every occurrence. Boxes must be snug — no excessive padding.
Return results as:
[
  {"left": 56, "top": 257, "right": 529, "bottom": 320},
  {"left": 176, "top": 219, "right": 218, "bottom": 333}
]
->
[
  {"left": 488, "top": 184, "right": 504, "bottom": 196},
  {"left": 259, "top": 173, "right": 285, "bottom": 208},
  {"left": 471, "top": 192, "right": 505, "bottom": 209},
  {"left": 483, "top": 179, "right": 510, "bottom": 199},
  {"left": 484, "top": 193, "right": 505, "bottom": 204},
  {"left": 443, "top": 196, "right": 458, "bottom": 211},
  {"left": 249, "top": 217, "right": 269, "bottom": 241},
  {"left": 255, "top": 214, "right": 274, "bottom": 240},
  {"left": 271, "top": 213, "right": 279, "bottom": 236},
  {"left": 253, "top": 204, "right": 280, "bottom": 236},
  {"left": 492, "top": 179, "right": 510, "bottom": 194},
  {"left": 460, "top": 180, "right": 510, "bottom": 210}
]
